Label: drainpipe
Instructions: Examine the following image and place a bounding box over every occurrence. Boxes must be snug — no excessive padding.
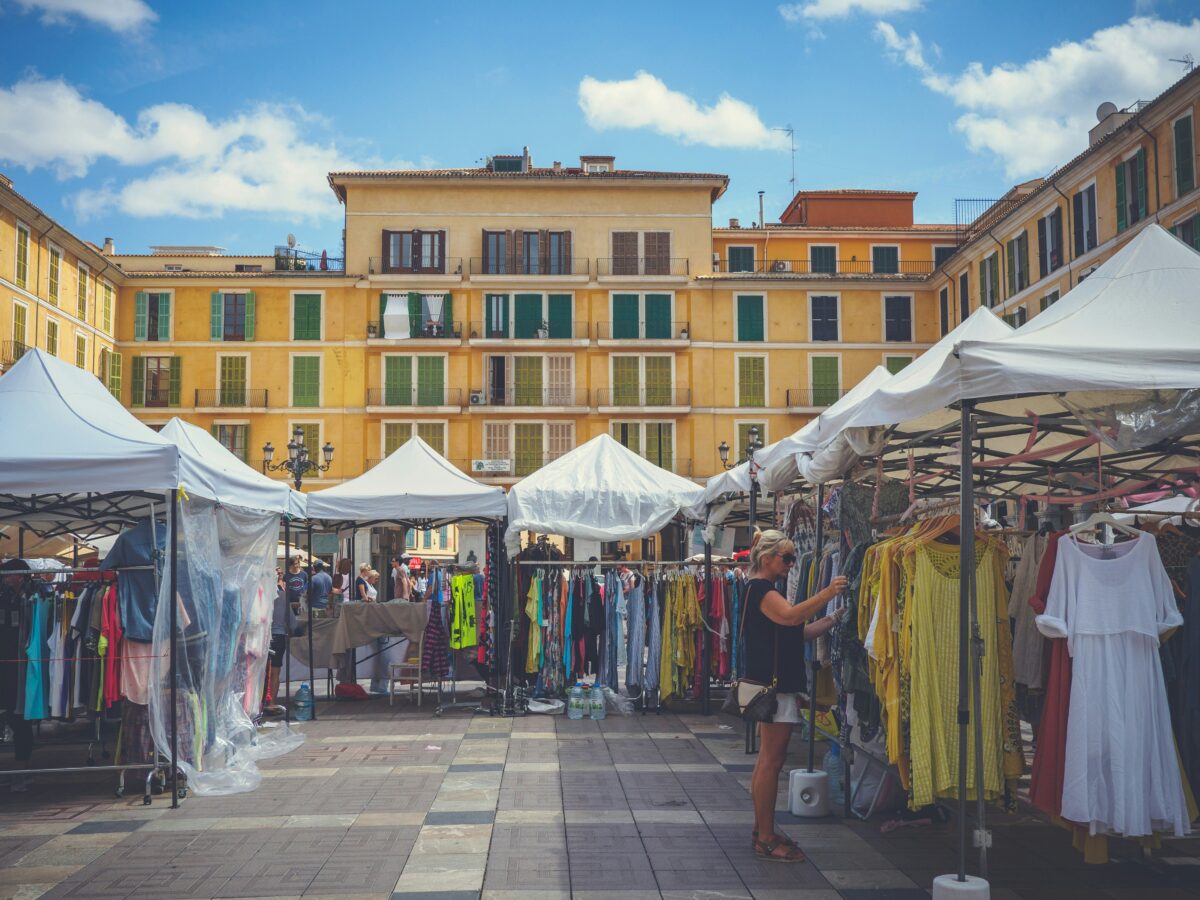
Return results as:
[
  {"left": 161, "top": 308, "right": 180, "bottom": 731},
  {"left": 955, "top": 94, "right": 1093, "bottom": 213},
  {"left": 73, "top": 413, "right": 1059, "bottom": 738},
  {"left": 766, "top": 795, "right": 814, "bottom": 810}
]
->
[
  {"left": 1134, "top": 120, "right": 1162, "bottom": 221},
  {"left": 984, "top": 228, "right": 1006, "bottom": 307},
  {"left": 1048, "top": 181, "right": 1074, "bottom": 291},
  {"left": 31, "top": 215, "right": 54, "bottom": 349}
]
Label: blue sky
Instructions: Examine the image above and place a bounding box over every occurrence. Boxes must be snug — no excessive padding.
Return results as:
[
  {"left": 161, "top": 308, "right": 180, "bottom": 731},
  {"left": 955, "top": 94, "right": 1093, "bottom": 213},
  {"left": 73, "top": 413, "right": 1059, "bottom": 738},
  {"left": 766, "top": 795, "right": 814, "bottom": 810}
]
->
[{"left": 1, "top": 0, "right": 1197, "bottom": 258}]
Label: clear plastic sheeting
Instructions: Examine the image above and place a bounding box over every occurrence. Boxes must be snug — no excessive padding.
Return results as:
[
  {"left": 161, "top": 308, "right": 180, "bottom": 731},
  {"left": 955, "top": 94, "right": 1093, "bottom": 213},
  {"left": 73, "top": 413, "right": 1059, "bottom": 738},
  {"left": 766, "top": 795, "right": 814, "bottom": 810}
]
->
[
  {"left": 149, "top": 496, "right": 302, "bottom": 795},
  {"left": 1057, "top": 389, "right": 1200, "bottom": 452}
]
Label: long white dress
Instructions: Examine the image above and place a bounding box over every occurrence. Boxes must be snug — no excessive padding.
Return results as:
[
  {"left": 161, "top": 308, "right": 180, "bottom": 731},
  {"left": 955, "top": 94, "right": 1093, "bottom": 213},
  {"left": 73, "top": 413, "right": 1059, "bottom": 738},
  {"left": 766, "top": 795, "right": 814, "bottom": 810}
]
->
[{"left": 1035, "top": 532, "right": 1189, "bottom": 837}]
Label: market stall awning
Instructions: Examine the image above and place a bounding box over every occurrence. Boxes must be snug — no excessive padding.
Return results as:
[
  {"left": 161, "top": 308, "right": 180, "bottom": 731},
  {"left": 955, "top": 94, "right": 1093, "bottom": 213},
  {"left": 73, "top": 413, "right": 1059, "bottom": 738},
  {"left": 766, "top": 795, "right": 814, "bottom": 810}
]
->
[
  {"left": 305, "top": 435, "right": 506, "bottom": 527},
  {"left": 505, "top": 433, "right": 705, "bottom": 555},
  {"left": 159, "top": 418, "right": 307, "bottom": 518}
]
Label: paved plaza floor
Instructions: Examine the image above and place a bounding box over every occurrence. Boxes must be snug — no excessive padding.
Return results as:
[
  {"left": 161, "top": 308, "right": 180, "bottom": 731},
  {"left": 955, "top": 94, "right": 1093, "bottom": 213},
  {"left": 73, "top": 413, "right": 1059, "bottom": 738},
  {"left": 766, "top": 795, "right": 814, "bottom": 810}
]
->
[{"left": 4, "top": 694, "right": 1200, "bottom": 899}]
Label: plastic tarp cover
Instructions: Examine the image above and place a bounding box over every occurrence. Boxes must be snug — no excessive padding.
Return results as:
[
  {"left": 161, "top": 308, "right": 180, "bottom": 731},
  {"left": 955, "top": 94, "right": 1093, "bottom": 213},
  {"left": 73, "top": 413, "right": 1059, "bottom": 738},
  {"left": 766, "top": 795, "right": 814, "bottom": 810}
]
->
[
  {"left": 306, "top": 435, "right": 506, "bottom": 523},
  {"left": 1056, "top": 388, "right": 1200, "bottom": 451},
  {"left": 505, "top": 433, "right": 705, "bottom": 555},
  {"left": 149, "top": 496, "right": 302, "bottom": 795}
]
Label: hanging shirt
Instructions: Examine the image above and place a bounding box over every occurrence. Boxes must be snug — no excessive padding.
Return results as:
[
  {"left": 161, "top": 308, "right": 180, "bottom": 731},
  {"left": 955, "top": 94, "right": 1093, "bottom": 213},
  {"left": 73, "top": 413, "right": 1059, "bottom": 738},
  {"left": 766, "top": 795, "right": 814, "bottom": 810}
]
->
[{"left": 100, "top": 519, "right": 166, "bottom": 643}]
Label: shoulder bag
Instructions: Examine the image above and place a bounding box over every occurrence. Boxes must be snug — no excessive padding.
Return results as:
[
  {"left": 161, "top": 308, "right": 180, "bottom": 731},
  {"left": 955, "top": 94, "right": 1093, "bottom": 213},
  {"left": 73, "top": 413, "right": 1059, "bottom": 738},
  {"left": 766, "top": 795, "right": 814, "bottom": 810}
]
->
[{"left": 721, "top": 593, "right": 780, "bottom": 723}]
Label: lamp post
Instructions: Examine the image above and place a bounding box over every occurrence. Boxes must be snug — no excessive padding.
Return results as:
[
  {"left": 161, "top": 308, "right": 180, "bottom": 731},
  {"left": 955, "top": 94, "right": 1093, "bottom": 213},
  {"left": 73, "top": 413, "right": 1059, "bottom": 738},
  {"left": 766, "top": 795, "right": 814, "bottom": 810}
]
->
[
  {"left": 718, "top": 425, "right": 762, "bottom": 530},
  {"left": 263, "top": 425, "right": 334, "bottom": 490}
]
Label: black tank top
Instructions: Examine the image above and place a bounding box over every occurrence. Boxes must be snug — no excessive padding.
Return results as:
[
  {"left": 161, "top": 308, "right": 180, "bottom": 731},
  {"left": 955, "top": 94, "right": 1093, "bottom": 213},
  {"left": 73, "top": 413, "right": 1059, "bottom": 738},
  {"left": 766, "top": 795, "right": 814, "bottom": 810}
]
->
[{"left": 742, "top": 578, "right": 807, "bottom": 694}]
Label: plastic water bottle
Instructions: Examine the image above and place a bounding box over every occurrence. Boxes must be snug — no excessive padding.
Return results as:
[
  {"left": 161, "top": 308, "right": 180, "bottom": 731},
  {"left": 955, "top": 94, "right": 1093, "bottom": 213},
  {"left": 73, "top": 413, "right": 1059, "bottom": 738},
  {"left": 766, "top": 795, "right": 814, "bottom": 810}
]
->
[
  {"left": 823, "top": 743, "right": 844, "bottom": 808},
  {"left": 294, "top": 683, "right": 314, "bottom": 722},
  {"left": 589, "top": 683, "right": 606, "bottom": 721},
  {"left": 568, "top": 683, "right": 585, "bottom": 720}
]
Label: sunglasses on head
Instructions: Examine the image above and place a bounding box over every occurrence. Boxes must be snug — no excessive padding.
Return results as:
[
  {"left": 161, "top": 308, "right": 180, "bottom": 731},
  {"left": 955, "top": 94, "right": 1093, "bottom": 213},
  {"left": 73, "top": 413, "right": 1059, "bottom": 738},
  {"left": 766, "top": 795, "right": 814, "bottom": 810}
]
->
[{"left": 781, "top": 553, "right": 797, "bottom": 565}]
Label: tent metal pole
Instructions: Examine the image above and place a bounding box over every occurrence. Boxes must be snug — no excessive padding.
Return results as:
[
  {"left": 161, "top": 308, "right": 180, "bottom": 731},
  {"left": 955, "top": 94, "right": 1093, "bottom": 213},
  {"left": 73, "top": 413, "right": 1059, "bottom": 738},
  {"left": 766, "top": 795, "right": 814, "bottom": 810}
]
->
[
  {"left": 17, "top": 527, "right": 23, "bottom": 557},
  {"left": 169, "top": 489, "right": 179, "bottom": 809},
  {"left": 956, "top": 402, "right": 974, "bottom": 881},
  {"left": 306, "top": 522, "right": 316, "bottom": 721},
  {"left": 284, "top": 518, "right": 291, "bottom": 724},
  {"left": 702, "top": 534, "right": 713, "bottom": 715},
  {"left": 807, "top": 481, "right": 825, "bottom": 773},
  {"left": 349, "top": 525, "right": 357, "bottom": 684},
  {"left": 969, "top": 415, "right": 990, "bottom": 878}
]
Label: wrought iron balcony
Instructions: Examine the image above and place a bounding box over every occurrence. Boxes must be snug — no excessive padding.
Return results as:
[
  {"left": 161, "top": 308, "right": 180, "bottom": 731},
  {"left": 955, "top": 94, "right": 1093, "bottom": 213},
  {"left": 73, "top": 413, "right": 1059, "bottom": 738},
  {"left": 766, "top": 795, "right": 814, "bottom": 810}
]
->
[
  {"left": 466, "top": 320, "right": 589, "bottom": 340},
  {"left": 468, "top": 257, "right": 589, "bottom": 276},
  {"left": 194, "top": 388, "right": 269, "bottom": 408},
  {"left": 595, "top": 387, "right": 692, "bottom": 407},
  {"left": 368, "top": 320, "right": 463, "bottom": 340},
  {"left": 787, "top": 387, "right": 847, "bottom": 408},
  {"left": 368, "top": 256, "right": 463, "bottom": 276},
  {"left": 366, "top": 387, "right": 463, "bottom": 408},
  {"left": 594, "top": 320, "right": 690, "bottom": 341},
  {"left": 715, "top": 258, "right": 936, "bottom": 276},
  {"left": 596, "top": 257, "right": 690, "bottom": 277},
  {"left": 1, "top": 341, "right": 29, "bottom": 367},
  {"left": 469, "top": 387, "right": 589, "bottom": 408}
]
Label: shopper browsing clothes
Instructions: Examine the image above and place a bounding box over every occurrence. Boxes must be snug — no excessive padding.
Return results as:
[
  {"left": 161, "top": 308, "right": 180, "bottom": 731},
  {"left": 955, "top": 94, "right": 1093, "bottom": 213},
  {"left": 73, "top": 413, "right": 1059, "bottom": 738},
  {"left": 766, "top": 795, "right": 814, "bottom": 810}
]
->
[
  {"left": 743, "top": 529, "right": 846, "bottom": 863},
  {"left": 308, "top": 560, "right": 332, "bottom": 612},
  {"left": 264, "top": 567, "right": 297, "bottom": 716},
  {"left": 354, "top": 564, "right": 376, "bottom": 602},
  {"left": 391, "top": 556, "right": 411, "bottom": 600}
]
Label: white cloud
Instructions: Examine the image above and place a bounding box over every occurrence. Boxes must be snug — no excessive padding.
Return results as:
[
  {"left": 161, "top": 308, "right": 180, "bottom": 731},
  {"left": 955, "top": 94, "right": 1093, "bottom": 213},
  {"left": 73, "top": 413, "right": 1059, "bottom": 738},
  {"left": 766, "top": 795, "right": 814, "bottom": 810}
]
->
[
  {"left": 875, "top": 16, "right": 1200, "bottom": 177},
  {"left": 780, "top": 0, "right": 921, "bottom": 21},
  {"left": 14, "top": 0, "right": 156, "bottom": 32},
  {"left": 578, "top": 71, "right": 787, "bottom": 150},
  {"left": 0, "top": 75, "right": 396, "bottom": 221}
]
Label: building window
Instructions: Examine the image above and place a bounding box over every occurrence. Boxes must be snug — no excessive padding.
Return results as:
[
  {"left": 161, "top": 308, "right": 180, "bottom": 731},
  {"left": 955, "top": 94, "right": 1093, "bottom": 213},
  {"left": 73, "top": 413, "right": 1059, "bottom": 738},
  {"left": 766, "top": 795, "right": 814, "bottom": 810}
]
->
[
  {"left": 938, "top": 286, "right": 949, "bottom": 337},
  {"left": 213, "top": 424, "right": 248, "bottom": 462},
  {"left": 1040, "top": 290, "right": 1060, "bottom": 312},
  {"left": 727, "top": 246, "right": 755, "bottom": 272},
  {"left": 737, "top": 356, "right": 766, "bottom": 407},
  {"left": 293, "top": 423, "right": 321, "bottom": 463},
  {"left": 871, "top": 245, "right": 899, "bottom": 274},
  {"left": 611, "top": 231, "right": 671, "bottom": 275},
  {"left": 12, "top": 301, "right": 27, "bottom": 349},
  {"left": 384, "top": 229, "right": 445, "bottom": 274},
  {"left": 610, "top": 421, "right": 675, "bottom": 470},
  {"left": 135, "top": 292, "right": 171, "bottom": 341},
  {"left": 291, "top": 356, "right": 321, "bottom": 407},
  {"left": 884, "top": 295, "right": 913, "bottom": 342},
  {"left": 234, "top": 264, "right": 262, "bottom": 273},
  {"left": 1003, "top": 307, "right": 1029, "bottom": 327},
  {"left": 810, "top": 357, "right": 840, "bottom": 406},
  {"left": 610, "top": 292, "right": 672, "bottom": 340},
  {"left": 810, "top": 295, "right": 838, "bottom": 341},
  {"left": 134, "top": 356, "right": 179, "bottom": 408},
  {"left": 484, "top": 421, "right": 573, "bottom": 477},
  {"left": 611, "top": 355, "right": 673, "bottom": 406},
  {"left": 1037, "top": 208, "right": 1064, "bottom": 278},
  {"left": 980, "top": 253, "right": 1000, "bottom": 308},
  {"left": 1175, "top": 114, "right": 1195, "bottom": 198},
  {"left": 483, "top": 229, "right": 569, "bottom": 275},
  {"left": 405, "top": 530, "right": 416, "bottom": 549},
  {"left": 48, "top": 247, "right": 61, "bottom": 306},
  {"left": 1005, "top": 231, "right": 1029, "bottom": 298},
  {"left": 521, "top": 231, "right": 540, "bottom": 274},
  {"left": 102, "top": 282, "right": 113, "bottom": 333},
  {"left": 486, "top": 353, "right": 575, "bottom": 406},
  {"left": 77, "top": 264, "right": 88, "bottom": 319},
  {"left": 736, "top": 422, "right": 767, "bottom": 455},
  {"left": 809, "top": 245, "right": 836, "bottom": 275},
  {"left": 958, "top": 270, "right": 969, "bottom": 320},
  {"left": 384, "top": 421, "right": 445, "bottom": 456},
  {"left": 422, "top": 529, "right": 433, "bottom": 549},
  {"left": 45, "top": 319, "right": 58, "bottom": 356},
  {"left": 1116, "top": 148, "right": 1148, "bottom": 232},
  {"left": 75, "top": 334, "right": 87, "bottom": 368},
  {"left": 1073, "top": 183, "right": 1098, "bottom": 256},
  {"left": 482, "top": 231, "right": 508, "bottom": 274},
  {"left": 384, "top": 355, "right": 446, "bottom": 406},
  {"left": 99, "top": 349, "right": 122, "bottom": 399},
  {"left": 14, "top": 223, "right": 29, "bottom": 290},
  {"left": 934, "top": 245, "right": 956, "bottom": 269},
  {"left": 293, "top": 293, "right": 321, "bottom": 340},
  {"left": 885, "top": 355, "right": 913, "bottom": 374},
  {"left": 735, "top": 294, "right": 765, "bottom": 341},
  {"left": 1172, "top": 212, "right": 1200, "bottom": 251},
  {"left": 219, "top": 356, "right": 248, "bottom": 406}
]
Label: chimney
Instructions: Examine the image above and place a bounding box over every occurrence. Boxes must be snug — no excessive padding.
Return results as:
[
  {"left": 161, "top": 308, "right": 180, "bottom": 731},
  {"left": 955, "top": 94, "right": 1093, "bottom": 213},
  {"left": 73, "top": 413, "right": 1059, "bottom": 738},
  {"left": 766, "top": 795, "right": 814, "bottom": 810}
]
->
[
  {"left": 102, "top": 237, "right": 115, "bottom": 255},
  {"left": 0, "top": 172, "right": 11, "bottom": 189},
  {"left": 552, "top": 161, "right": 561, "bottom": 172},
  {"left": 521, "top": 146, "right": 531, "bottom": 173},
  {"left": 729, "top": 218, "right": 740, "bottom": 229},
  {"left": 758, "top": 191, "right": 765, "bottom": 230}
]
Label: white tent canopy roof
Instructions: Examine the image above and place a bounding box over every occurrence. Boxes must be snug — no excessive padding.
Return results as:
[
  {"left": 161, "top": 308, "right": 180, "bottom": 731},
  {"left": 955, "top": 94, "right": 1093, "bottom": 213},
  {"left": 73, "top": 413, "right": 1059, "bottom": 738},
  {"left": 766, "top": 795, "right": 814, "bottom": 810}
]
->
[
  {"left": 159, "top": 418, "right": 306, "bottom": 518},
  {"left": 305, "top": 435, "right": 507, "bottom": 525},
  {"left": 505, "top": 433, "right": 705, "bottom": 555}
]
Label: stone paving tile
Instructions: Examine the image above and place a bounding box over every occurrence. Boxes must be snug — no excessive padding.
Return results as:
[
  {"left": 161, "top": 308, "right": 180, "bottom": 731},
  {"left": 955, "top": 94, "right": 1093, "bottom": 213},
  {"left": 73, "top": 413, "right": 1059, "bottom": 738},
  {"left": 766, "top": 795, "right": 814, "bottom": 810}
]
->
[
  {"left": 483, "top": 852, "right": 571, "bottom": 891},
  {"left": 423, "top": 810, "right": 495, "bottom": 826}
]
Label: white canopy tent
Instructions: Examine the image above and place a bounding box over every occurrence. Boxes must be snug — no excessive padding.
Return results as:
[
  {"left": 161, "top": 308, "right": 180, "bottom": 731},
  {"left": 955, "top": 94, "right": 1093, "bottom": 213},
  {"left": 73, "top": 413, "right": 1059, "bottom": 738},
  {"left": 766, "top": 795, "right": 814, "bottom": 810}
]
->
[
  {"left": 159, "top": 418, "right": 307, "bottom": 518},
  {"left": 305, "top": 435, "right": 507, "bottom": 527},
  {"left": 505, "top": 433, "right": 705, "bottom": 555}
]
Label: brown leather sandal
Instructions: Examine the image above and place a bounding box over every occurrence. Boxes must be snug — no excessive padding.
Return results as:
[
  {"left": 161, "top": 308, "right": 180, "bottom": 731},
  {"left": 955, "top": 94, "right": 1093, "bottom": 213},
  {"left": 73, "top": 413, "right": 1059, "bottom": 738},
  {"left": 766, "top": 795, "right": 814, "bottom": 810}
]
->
[
  {"left": 751, "top": 829, "right": 799, "bottom": 849},
  {"left": 754, "top": 836, "right": 807, "bottom": 863}
]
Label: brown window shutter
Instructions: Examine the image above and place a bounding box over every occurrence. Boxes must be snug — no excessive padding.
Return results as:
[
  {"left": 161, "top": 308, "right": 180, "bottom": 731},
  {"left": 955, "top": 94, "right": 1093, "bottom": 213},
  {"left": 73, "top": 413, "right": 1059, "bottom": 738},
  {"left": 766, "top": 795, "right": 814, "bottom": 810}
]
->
[
  {"left": 613, "top": 231, "right": 637, "bottom": 275},
  {"left": 481, "top": 229, "right": 491, "bottom": 272},
  {"left": 381, "top": 230, "right": 391, "bottom": 272},
  {"left": 434, "top": 230, "right": 445, "bottom": 273},
  {"left": 562, "top": 231, "right": 572, "bottom": 272},
  {"left": 645, "top": 232, "right": 670, "bottom": 274},
  {"left": 509, "top": 230, "right": 520, "bottom": 274}
]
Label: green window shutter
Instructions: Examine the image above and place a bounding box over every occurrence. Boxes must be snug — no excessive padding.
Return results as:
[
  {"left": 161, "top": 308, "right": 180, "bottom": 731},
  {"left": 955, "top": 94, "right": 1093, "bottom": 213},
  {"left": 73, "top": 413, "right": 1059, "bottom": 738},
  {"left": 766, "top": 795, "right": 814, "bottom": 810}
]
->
[
  {"left": 294, "top": 294, "right": 321, "bottom": 340},
  {"left": 408, "top": 292, "right": 422, "bottom": 334},
  {"left": 612, "top": 294, "right": 640, "bottom": 339},
  {"left": 1005, "top": 245, "right": 1016, "bottom": 299},
  {"left": 727, "top": 246, "right": 754, "bottom": 272},
  {"left": 244, "top": 291, "right": 256, "bottom": 341},
  {"left": 1018, "top": 235, "right": 1030, "bottom": 291},
  {"left": 157, "top": 295, "right": 171, "bottom": 341},
  {"left": 168, "top": 357, "right": 182, "bottom": 406},
  {"left": 547, "top": 294, "right": 572, "bottom": 338},
  {"left": 131, "top": 357, "right": 146, "bottom": 406},
  {"left": 644, "top": 294, "right": 671, "bottom": 339},
  {"left": 737, "top": 295, "right": 764, "bottom": 341},
  {"left": 738, "top": 356, "right": 765, "bottom": 407},
  {"left": 1136, "top": 147, "right": 1148, "bottom": 222},
  {"left": 1176, "top": 117, "right": 1195, "bottom": 195},
  {"left": 1116, "top": 162, "right": 1127, "bottom": 233},
  {"left": 644, "top": 356, "right": 672, "bottom": 405},
  {"left": 384, "top": 423, "right": 412, "bottom": 455},
  {"left": 443, "top": 292, "right": 454, "bottom": 333},
  {"left": 514, "top": 293, "right": 541, "bottom": 338},
  {"left": 220, "top": 356, "right": 246, "bottom": 405},
  {"left": 385, "top": 356, "right": 413, "bottom": 405},
  {"left": 378, "top": 292, "right": 388, "bottom": 338},
  {"left": 978, "top": 261, "right": 986, "bottom": 309},
  {"left": 416, "top": 356, "right": 444, "bottom": 405},
  {"left": 514, "top": 423, "right": 542, "bottom": 476},
  {"left": 416, "top": 422, "right": 445, "bottom": 454},
  {"left": 513, "top": 357, "right": 543, "bottom": 406},
  {"left": 485, "top": 294, "right": 509, "bottom": 337},
  {"left": 210, "top": 292, "right": 224, "bottom": 340},
  {"left": 134, "top": 292, "right": 148, "bottom": 341},
  {"left": 612, "top": 357, "right": 640, "bottom": 405},
  {"left": 811, "top": 246, "right": 836, "bottom": 274},
  {"left": 736, "top": 423, "right": 765, "bottom": 454},
  {"left": 990, "top": 257, "right": 1000, "bottom": 306},
  {"left": 611, "top": 422, "right": 641, "bottom": 454},
  {"left": 885, "top": 356, "right": 911, "bottom": 375},
  {"left": 811, "top": 357, "right": 839, "bottom": 406},
  {"left": 645, "top": 423, "right": 672, "bottom": 468},
  {"left": 107, "top": 352, "right": 122, "bottom": 399},
  {"left": 292, "top": 357, "right": 320, "bottom": 407}
]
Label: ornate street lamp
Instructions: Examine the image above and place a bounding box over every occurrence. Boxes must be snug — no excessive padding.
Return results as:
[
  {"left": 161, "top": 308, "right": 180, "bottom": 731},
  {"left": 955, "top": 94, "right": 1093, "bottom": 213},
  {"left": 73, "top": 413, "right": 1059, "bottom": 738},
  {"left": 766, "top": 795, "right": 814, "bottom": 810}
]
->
[{"left": 263, "top": 425, "right": 334, "bottom": 490}]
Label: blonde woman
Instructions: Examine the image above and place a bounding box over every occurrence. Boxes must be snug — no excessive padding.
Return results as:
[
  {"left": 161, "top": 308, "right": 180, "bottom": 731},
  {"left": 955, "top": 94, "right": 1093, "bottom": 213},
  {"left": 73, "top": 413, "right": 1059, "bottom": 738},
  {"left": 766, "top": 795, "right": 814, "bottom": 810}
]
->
[{"left": 744, "top": 529, "right": 846, "bottom": 862}]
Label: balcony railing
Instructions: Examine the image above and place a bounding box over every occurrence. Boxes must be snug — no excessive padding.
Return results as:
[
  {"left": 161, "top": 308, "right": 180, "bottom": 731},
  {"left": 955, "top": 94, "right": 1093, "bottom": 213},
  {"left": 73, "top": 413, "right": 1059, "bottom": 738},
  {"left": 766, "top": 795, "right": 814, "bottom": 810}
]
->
[
  {"left": 715, "top": 259, "right": 935, "bottom": 276},
  {"left": 468, "top": 257, "right": 589, "bottom": 276},
  {"left": 1, "top": 341, "right": 29, "bottom": 367},
  {"left": 471, "top": 387, "right": 589, "bottom": 408},
  {"left": 596, "top": 257, "right": 690, "bottom": 277},
  {"left": 595, "top": 387, "right": 692, "bottom": 407},
  {"left": 467, "top": 320, "right": 589, "bottom": 340},
  {"left": 368, "top": 320, "right": 463, "bottom": 340},
  {"left": 273, "top": 247, "right": 344, "bottom": 272},
  {"left": 368, "top": 457, "right": 470, "bottom": 472},
  {"left": 366, "top": 387, "right": 463, "bottom": 408},
  {"left": 594, "top": 320, "right": 690, "bottom": 341},
  {"left": 368, "top": 256, "right": 464, "bottom": 276},
  {"left": 195, "top": 388, "right": 269, "bottom": 408},
  {"left": 787, "top": 387, "right": 847, "bottom": 408}
]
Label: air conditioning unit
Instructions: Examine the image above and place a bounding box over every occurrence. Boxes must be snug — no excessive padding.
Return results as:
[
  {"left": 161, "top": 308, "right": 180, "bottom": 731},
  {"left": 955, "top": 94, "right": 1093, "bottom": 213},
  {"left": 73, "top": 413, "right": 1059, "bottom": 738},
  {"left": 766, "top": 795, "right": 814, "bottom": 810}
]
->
[
  {"left": 469, "top": 390, "right": 484, "bottom": 405},
  {"left": 772, "top": 260, "right": 792, "bottom": 273}
]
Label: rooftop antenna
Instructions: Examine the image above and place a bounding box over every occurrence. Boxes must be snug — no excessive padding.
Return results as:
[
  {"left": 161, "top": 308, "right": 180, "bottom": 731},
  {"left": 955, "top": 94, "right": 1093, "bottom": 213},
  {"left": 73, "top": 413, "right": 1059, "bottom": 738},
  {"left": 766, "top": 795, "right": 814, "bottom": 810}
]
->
[
  {"left": 1170, "top": 54, "right": 1195, "bottom": 74},
  {"left": 774, "top": 125, "right": 795, "bottom": 192}
]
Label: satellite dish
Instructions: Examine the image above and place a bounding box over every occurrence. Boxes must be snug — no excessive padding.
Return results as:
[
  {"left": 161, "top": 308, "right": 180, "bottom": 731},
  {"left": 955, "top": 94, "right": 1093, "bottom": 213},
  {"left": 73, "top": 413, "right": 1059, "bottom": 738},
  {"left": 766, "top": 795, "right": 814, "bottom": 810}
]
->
[
  {"left": 1096, "top": 101, "right": 1118, "bottom": 122},
  {"left": 286, "top": 233, "right": 296, "bottom": 248}
]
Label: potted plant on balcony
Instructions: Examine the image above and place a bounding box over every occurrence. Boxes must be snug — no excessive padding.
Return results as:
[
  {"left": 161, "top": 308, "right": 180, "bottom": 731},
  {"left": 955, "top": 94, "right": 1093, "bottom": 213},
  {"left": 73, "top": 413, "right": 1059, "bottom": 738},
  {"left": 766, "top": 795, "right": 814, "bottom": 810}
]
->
[
  {"left": 536, "top": 320, "right": 549, "bottom": 339},
  {"left": 367, "top": 322, "right": 378, "bottom": 339}
]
